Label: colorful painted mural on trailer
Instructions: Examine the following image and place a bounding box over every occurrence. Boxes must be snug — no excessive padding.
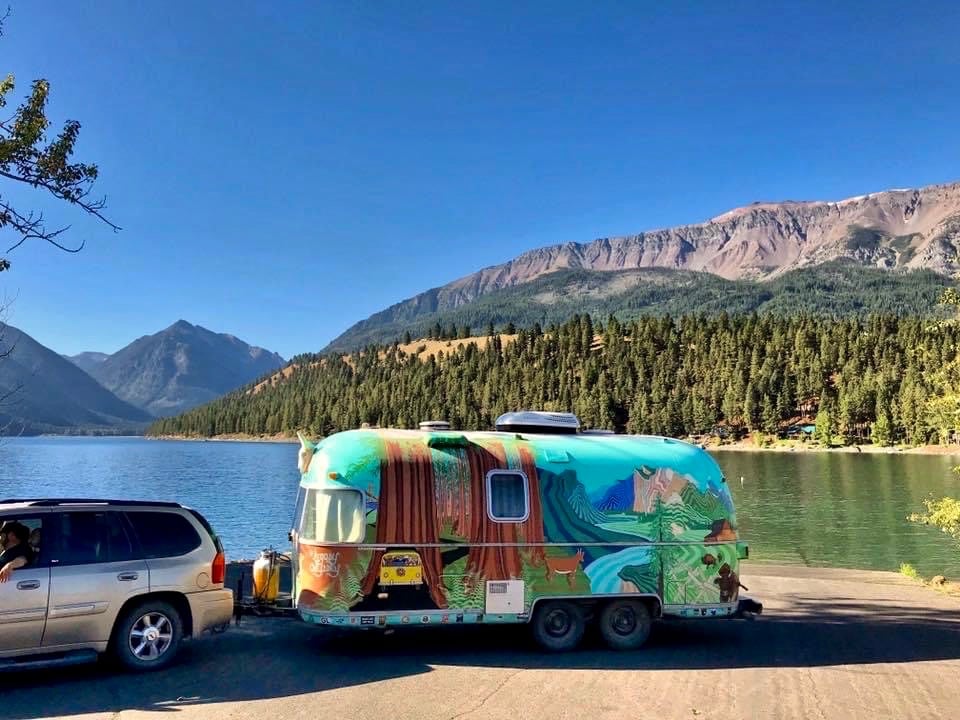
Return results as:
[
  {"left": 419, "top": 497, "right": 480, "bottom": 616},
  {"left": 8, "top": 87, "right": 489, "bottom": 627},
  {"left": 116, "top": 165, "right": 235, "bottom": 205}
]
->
[{"left": 293, "top": 428, "right": 749, "bottom": 627}]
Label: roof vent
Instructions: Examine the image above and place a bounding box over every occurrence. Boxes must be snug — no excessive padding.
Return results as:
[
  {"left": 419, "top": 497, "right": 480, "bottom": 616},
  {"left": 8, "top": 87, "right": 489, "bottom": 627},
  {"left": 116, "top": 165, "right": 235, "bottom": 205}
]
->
[
  {"left": 419, "top": 420, "right": 451, "bottom": 431},
  {"left": 494, "top": 411, "right": 580, "bottom": 435}
]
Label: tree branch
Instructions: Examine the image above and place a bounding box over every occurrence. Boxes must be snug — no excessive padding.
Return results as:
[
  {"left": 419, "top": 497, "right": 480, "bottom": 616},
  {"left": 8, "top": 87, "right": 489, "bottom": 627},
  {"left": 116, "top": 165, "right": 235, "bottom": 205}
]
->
[
  {"left": 0, "top": 169, "right": 121, "bottom": 232},
  {"left": 1, "top": 199, "right": 83, "bottom": 253},
  {"left": 0, "top": 15, "right": 117, "bottom": 270}
]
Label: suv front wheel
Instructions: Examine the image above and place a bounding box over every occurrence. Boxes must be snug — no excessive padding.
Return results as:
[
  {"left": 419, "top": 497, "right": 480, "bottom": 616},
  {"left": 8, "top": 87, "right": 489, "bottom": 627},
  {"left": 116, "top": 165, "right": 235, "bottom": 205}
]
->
[{"left": 112, "top": 600, "right": 183, "bottom": 672}]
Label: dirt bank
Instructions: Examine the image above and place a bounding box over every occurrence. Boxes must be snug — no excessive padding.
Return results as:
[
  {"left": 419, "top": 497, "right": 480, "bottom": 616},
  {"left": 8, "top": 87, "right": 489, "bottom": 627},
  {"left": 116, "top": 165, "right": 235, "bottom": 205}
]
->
[{"left": 708, "top": 439, "right": 960, "bottom": 455}]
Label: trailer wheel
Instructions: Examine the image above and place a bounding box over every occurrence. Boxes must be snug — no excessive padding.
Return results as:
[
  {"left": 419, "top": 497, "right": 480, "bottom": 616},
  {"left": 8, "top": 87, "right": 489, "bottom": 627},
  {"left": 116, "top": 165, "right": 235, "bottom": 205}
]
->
[
  {"left": 599, "top": 599, "right": 651, "bottom": 651},
  {"left": 531, "top": 600, "right": 585, "bottom": 652}
]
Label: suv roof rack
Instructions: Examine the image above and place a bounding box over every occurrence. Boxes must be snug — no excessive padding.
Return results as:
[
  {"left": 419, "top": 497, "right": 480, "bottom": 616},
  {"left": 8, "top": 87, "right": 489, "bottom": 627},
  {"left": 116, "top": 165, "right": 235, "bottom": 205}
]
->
[{"left": 0, "top": 498, "right": 183, "bottom": 508}]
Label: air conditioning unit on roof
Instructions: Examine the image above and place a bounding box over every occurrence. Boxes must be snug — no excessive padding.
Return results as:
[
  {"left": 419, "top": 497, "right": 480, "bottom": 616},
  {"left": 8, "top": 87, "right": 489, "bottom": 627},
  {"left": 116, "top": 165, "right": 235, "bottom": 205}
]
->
[{"left": 494, "top": 411, "right": 580, "bottom": 435}]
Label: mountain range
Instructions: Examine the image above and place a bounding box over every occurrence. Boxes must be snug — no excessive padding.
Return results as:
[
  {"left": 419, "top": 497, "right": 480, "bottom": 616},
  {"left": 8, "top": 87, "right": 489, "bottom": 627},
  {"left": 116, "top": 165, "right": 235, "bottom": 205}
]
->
[
  {"left": 0, "top": 320, "right": 284, "bottom": 435},
  {"left": 0, "top": 325, "right": 152, "bottom": 435},
  {"left": 6, "top": 180, "right": 960, "bottom": 434},
  {"left": 72, "top": 320, "right": 285, "bottom": 417},
  {"left": 326, "top": 181, "right": 960, "bottom": 351}
]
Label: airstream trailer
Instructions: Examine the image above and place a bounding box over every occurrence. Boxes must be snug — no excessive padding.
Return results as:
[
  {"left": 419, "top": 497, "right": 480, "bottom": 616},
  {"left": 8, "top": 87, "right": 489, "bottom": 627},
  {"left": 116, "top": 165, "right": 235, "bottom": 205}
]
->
[{"left": 289, "top": 412, "right": 758, "bottom": 651}]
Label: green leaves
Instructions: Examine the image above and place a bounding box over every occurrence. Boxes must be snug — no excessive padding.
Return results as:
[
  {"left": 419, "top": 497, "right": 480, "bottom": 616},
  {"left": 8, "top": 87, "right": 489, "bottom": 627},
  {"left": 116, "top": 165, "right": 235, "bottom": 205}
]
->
[
  {"left": 908, "top": 496, "right": 960, "bottom": 547},
  {"left": 0, "top": 73, "right": 14, "bottom": 108},
  {"left": 0, "top": 18, "right": 115, "bottom": 272}
]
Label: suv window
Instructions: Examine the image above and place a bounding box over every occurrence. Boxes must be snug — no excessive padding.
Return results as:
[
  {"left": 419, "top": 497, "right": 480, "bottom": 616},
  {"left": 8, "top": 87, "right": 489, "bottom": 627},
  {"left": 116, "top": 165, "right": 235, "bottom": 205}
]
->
[
  {"left": 186, "top": 508, "right": 224, "bottom": 553},
  {"left": 0, "top": 515, "right": 45, "bottom": 568},
  {"left": 125, "top": 511, "right": 202, "bottom": 558},
  {"left": 52, "top": 511, "right": 135, "bottom": 565}
]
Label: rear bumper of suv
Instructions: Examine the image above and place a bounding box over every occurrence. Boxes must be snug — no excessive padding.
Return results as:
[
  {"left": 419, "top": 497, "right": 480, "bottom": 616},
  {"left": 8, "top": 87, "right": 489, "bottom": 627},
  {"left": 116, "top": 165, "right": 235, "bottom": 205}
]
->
[{"left": 187, "top": 589, "right": 234, "bottom": 635}]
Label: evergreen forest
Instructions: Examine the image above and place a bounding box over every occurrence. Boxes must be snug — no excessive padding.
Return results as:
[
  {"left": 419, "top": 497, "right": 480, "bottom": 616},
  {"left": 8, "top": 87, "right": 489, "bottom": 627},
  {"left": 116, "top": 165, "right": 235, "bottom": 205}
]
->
[{"left": 149, "top": 313, "right": 960, "bottom": 448}]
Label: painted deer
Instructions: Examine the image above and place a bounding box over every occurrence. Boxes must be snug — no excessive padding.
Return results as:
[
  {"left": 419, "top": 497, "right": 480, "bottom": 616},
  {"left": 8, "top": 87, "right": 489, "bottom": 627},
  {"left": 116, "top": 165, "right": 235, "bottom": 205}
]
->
[{"left": 545, "top": 548, "right": 585, "bottom": 588}]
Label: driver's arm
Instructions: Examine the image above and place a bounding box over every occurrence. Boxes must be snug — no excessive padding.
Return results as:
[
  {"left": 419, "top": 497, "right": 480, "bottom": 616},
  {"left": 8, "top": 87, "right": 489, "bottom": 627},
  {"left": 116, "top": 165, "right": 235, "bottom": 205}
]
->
[{"left": 0, "top": 555, "right": 27, "bottom": 583}]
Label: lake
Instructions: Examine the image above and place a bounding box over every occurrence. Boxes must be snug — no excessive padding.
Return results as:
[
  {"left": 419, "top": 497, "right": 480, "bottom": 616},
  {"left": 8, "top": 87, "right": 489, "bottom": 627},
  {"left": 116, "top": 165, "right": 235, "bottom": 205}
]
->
[{"left": 1, "top": 437, "right": 958, "bottom": 578}]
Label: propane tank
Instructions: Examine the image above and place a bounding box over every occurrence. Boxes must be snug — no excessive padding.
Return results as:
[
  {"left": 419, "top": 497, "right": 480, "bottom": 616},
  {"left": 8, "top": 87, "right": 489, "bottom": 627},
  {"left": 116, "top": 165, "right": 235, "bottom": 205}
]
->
[{"left": 252, "top": 548, "right": 280, "bottom": 603}]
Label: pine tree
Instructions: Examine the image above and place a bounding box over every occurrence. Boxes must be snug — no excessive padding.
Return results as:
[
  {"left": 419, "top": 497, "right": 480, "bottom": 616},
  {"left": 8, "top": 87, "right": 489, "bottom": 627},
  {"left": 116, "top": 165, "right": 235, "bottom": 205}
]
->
[
  {"left": 815, "top": 399, "right": 835, "bottom": 445},
  {"left": 871, "top": 413, "right": 892, "bottom": 446},
  {"left": 761, "top": 395, "right": 779, "bottom": 435}
]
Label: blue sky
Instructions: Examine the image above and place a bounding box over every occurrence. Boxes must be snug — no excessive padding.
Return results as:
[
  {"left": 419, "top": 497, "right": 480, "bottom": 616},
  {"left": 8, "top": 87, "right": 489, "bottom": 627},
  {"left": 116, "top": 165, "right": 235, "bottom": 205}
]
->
[{"left": 1, "top": 1, "right": 958, "bottom": 359}]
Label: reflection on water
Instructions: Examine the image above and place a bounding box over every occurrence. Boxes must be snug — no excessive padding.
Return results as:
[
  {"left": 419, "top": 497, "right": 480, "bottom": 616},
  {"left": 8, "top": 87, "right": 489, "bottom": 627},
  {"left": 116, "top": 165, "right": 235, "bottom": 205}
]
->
[
  {"left": 1, "top": 438, "right": 958, "bottom": 576},
  {"left": 716, "top": 450, "right": 960, "bottom": 577}
]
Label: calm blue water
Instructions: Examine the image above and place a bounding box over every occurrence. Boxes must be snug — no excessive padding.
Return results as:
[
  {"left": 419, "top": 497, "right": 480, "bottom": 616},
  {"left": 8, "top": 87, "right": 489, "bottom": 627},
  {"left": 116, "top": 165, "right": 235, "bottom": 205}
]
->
[
  {"left": 0, "top": 437, "right": 301, "bottom": 559},
  {"left": 1, "top": 437, "right": 959, "bottom": 577}
]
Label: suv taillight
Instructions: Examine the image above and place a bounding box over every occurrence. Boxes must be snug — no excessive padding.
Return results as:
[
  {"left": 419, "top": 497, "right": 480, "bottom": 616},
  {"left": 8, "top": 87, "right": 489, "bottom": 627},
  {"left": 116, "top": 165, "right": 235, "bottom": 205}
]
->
[
  {"left": 187, "top": 508, "right": 226, "bottom": 585},
  {"left": 212, "top": 550, "right": 226, "bottom": 584}
]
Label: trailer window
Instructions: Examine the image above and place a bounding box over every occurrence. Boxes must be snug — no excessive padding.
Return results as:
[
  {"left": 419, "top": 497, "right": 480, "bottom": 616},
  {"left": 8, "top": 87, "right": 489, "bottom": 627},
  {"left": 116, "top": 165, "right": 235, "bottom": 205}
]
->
[
  {"left": 486, "top": 470, "right": 529, "bottom": 522},
  {"left": 300, "top": 488, "right": 365, "bottom": 543}
]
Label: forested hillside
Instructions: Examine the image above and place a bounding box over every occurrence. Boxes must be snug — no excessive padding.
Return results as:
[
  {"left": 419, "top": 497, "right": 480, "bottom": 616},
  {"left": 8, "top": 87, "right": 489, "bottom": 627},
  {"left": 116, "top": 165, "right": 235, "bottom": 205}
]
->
[
  {"left": 326, "top": 262, "right": 955, "bottom": 351},
  {"left": 149, "top": 313, "right": 960, "bottom": 447}
]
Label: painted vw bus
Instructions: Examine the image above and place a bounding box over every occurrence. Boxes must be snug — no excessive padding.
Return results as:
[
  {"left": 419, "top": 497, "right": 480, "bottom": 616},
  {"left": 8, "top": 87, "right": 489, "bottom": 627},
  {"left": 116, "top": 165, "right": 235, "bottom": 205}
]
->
[{"left": 289, "top": 412, "right": 758, "bottom": 651}]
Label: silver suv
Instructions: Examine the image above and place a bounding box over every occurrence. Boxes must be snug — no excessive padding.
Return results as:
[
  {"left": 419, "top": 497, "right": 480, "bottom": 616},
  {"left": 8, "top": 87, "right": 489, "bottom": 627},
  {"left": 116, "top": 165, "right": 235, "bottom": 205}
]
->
[{"left": 0, "top": 498, "right": 233, "bottom": 672}]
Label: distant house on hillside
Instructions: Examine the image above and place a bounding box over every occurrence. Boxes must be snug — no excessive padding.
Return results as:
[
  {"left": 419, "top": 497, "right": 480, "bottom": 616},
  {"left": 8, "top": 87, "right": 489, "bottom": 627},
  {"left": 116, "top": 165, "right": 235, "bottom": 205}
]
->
[
  {"left": 710, "top": 424, "right": 747, "bottom": 440},
  {"left": 782, "top": 424, "right": 815, "bottom": 439}
]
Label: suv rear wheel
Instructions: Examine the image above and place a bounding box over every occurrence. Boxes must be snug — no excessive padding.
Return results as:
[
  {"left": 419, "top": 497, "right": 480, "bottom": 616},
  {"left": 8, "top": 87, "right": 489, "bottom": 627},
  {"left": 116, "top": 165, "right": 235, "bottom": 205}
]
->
[{"left": 112, "top": 600, "right": 183, "bottom": 672}]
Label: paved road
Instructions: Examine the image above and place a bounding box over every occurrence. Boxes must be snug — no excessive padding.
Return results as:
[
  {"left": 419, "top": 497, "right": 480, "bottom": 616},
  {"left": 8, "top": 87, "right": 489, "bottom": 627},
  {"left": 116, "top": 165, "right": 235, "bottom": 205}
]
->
[{"left": 3, "top": 564, "right": 960, "bottom": 720}]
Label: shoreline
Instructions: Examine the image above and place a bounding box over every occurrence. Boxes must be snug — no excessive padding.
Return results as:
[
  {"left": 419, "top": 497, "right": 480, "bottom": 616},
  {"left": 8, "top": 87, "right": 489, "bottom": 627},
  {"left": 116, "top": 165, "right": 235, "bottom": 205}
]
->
[
  {"left": 706, "top": 440, "right": 960, "bottom": 456},
  {"left": 147, "top": 433, "right": 298, "bottom": 444},
  {"left": 145, "top": 432, "right": 960, "bottom": 455}
]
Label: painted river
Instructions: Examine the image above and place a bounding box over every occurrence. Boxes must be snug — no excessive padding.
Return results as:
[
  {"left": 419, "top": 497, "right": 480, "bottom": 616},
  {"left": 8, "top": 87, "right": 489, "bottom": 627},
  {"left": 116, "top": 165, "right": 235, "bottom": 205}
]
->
[{"left": 1, "top": 437, "right": 958, "bottom": 578}]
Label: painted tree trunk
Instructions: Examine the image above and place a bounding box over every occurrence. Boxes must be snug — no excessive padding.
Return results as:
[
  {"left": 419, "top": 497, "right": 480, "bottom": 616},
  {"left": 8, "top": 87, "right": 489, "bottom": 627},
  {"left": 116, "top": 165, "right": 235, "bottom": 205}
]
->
[
  {"left": 361, "top": 440, "right": 448, "bottom": 608},
  {"left": 517, "top": 445, "right": 546, "bottom": 567}
]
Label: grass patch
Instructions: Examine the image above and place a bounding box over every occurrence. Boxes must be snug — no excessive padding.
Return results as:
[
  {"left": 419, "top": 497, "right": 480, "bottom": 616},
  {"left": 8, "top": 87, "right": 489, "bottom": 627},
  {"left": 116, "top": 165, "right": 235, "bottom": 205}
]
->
[{"left": 899, "top": 563, "right": 920, "bottom": 580}]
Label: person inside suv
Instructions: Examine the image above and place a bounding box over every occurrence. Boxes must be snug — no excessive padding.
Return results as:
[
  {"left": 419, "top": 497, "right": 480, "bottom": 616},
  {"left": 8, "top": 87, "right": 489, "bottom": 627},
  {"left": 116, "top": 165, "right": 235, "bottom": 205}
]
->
[
  {"left": 0, "top": 520, "right": 35, "bottom": 583},
  {"left": 29, "top": 526, "right": 41, "bottom": 554}
]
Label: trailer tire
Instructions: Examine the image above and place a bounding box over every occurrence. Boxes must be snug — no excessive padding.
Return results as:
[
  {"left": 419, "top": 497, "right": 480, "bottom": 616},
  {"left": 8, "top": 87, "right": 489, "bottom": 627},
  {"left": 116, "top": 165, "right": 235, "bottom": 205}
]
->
[
  {"left": 599, "top": 599, "right": 651, "bottom": 651},
  {"left": 531, "top": 600, "right": 585, "bottom": 652}
]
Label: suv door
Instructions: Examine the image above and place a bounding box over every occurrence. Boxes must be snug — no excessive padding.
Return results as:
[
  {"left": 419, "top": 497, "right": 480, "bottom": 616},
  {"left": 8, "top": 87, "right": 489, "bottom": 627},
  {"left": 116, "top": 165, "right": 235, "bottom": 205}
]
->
[
  {"left": 0, "top": 514, "right": 50, "bottom": 653},
  {"left": 123, "top": 510, "right": 206, "bottom": 593},
  {"left": 43, "top": 511, "right": 149, "bottom": 648}
]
